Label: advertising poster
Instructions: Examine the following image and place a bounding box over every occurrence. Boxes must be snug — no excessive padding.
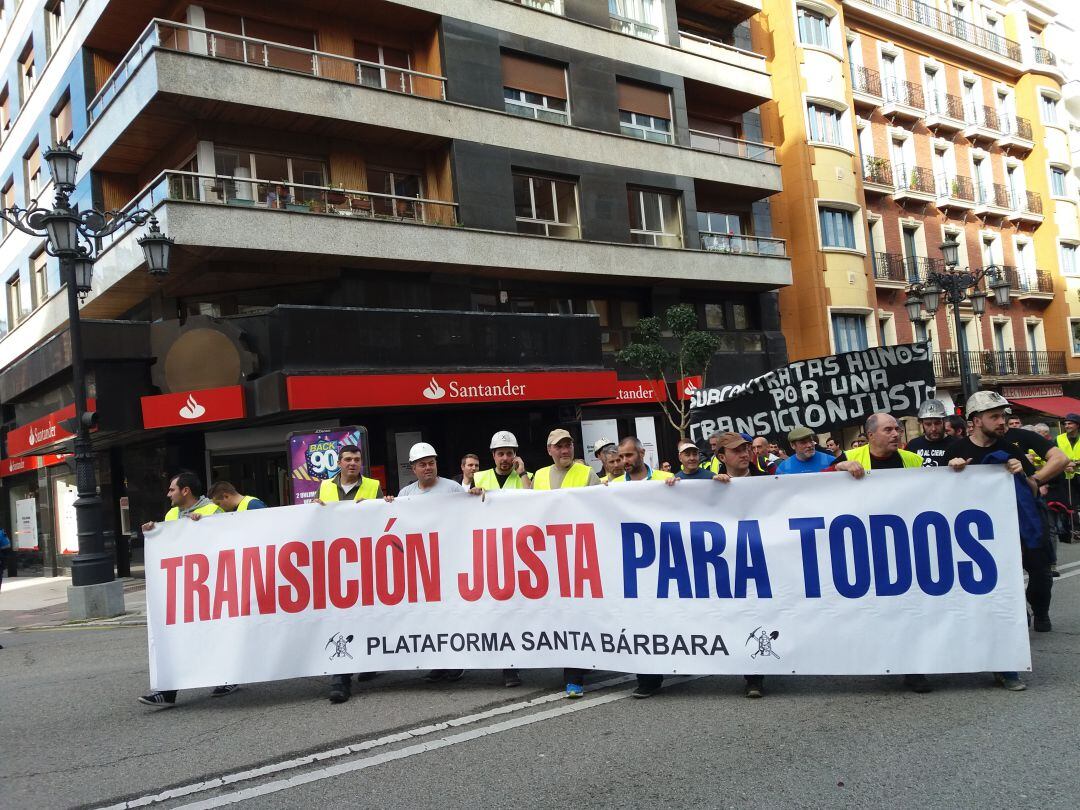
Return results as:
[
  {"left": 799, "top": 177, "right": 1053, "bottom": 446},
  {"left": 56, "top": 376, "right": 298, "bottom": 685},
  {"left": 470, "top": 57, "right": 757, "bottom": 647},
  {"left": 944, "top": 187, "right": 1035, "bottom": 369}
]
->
[
  {"left": 14, "top": 497, "right": 38, "bottom": 550},
  {"left": 288, "top": 426, "right": 367, "bottom": 505}
]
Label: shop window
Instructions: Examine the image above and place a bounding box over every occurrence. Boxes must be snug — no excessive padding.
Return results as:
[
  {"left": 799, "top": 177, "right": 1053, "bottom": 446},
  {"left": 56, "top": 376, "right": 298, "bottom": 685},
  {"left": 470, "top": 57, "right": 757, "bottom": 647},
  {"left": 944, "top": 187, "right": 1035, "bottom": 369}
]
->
[
  {"left": 627, "top": 187, "right": 682, "bottom": 247},
  {"left": 502, "top": 52, "right": 568, "bottom": 123},
  {"left": 513, "top": 173, "right": 579, "bottom": 238}
]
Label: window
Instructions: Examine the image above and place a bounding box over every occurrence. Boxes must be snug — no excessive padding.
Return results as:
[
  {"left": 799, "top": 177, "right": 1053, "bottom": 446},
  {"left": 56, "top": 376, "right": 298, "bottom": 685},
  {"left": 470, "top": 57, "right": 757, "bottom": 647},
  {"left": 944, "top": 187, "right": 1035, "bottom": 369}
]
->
[
  {"left": 51, "top": 93, "right": 72, "bottom": 144},
  {"left": 0, "top": 86, "right": 9, "bottom": 137},
  {"left": 1050, "top": 167, "right": 1067, "bottom": 197},
  {"left": 832, "top": 313, "right": 868, "bottom": 353},
  {"left": 627, "top": 188, "right": 682, "bottom": 248},
  {"left": 819, "top": 206, "right": 856, "bottom": 249},
  {"left": 914, "top": 320, "right": 928, "bottom": 343},
  {"left": 704, "top": 303, "right": 726, "bottom": 330},
  {"left": 1071, "top": 320, "right": 1080, "bottom": 355},
  {"left": 617, "top": 80, "right": 672, "bottom": 143},
  {"left": 501, "top": 53, "right": 568, "bottom": 124},
  {"left": 1061, "top": 243, "right": 1078, "bottom": 276},
  {"left": 355, "top": 42, "right": 413, "bottom": 93},
  {"left": 18, "top": 41, "right": 35, "bottom": 103},
  {"left": 609, "top": 0, "right": 664, "bottom": 42},
  {"left": 1040, "top": 94, "right": 1058, "bottom": 125},
  {"left": 1, "top": 179, "right": 13, "bottom": 237},
  {"left": 213, "top": 148, "right": 328, "bottom": 206},
  {"left": 46, "top": 1, "right": 68, "bottom": 56},
  {"left": 807, "top": 102, "right": 844, "bottom": 146},
  {"left": 24, "top": 142, "right": 41, "bottom": 202},
  {"left": 797, "top": 6, "right": 830, "bottom": 48},
  {"left": 7, "top": 274, "right": 26, "bottom": 326},
  {"left": 513, "top": 173, "right": 580, "bottom": 238},
  {"left": 31, "top": 248, "right": 47, "bottom": 304},
  {"left": 203, "top": 11, "right": 317, "bottom": 73},
  {"left": 367, "top": 168, "right": 423, "bottom": 219},
  {"left": 992, "top": 320, "right": 1008, "bottom": 353}
]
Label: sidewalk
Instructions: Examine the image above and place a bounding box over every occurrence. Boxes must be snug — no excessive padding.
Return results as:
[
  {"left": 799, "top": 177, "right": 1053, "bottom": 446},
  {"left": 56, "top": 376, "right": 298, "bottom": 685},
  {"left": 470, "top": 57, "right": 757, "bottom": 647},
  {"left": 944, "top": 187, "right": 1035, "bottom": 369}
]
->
[{"left": 0, "top": 574, "right": 147, "bottom": 631}]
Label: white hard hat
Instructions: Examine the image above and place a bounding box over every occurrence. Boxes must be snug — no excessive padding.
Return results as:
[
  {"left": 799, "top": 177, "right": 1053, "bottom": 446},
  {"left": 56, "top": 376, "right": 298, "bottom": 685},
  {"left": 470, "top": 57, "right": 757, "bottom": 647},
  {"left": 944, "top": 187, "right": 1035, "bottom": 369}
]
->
[
  {"left": 965, "top": 390, "right": 1009, "bottom": 416},
  {"left": 490, "top": 430, "right": 518, "bottom": 450},
  {"left": 408, "top": 442, "right": 438, "bottom": 463},
  {"left": 917, "top": 399, "right": 948, "bottom": 419}
]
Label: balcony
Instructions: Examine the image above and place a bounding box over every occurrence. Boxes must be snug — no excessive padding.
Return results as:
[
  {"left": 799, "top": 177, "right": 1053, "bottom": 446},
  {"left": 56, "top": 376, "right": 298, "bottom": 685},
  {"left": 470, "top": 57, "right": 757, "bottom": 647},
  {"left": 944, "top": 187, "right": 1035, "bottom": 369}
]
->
[
  {"left": 610, "top": 12, "right": 664, "bottom": 42},
  {"left": 510, "top": 0, "right": 564, "bottom": 12},
  {"left": 933, "top": 351, "right": 1065, "bottom": 380},
  {"left": 1001, "top": 266, "right": 1054, "bottom": 300},
  {"left": 699, "top": 232, "right": 787, "bottom": 257},
  {"left": 964, "top": 105, "right": 1001, "bottom": 143},
  {"left": 873, "top": 252, "right": 943, "bottom": 285},
  {"left": 974, "top": 183, "right": 1011, "bottom": 217},
  {"left": 1008, "top": 190, "right": 1044, "bottom": 226},
  {"left": 894, "top": 165, "right": 936, "bottom": 204},
  {"left": 995, "top": 117, "right": 1034, "bottom": 153},
  {"left": 924, "top": 94, "right": 966, "bottom": 133},
  {"left": 850, "top": 65, "right": 883, "bottom": 108},
  {"left": 934, "top": 174, "right": 975, "bottom": 212},
  {"left": 688, "top": 130, "right": 776, "bottom": 162},
  {"left": 852, "top": 1, "right": 1021, "bottom": 64},
  {"left": 862, "top": 156, "right": 894, "bottom": 195},
  {"left": 1033, "top": 46, "right": 1056, "bottom": 67},
  {"left": 882, "top": 79, "right": 925, "bottom": 121}
]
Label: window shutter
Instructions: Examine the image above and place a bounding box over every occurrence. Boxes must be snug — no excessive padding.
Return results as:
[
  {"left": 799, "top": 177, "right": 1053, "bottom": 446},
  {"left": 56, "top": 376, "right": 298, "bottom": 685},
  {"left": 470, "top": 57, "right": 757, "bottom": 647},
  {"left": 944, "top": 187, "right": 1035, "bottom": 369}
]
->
[
  {"left": 616, "top": 80, "right": 670, "bottom": 119},
  {"left": 501, "top": 52, "right": 567, "bottom": 99}
]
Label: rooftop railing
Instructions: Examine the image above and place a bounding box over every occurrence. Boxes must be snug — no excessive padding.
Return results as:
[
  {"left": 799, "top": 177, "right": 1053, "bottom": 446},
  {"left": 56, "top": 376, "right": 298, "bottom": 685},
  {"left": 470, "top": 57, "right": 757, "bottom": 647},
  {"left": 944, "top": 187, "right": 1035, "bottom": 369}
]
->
[
  {"left": 865, "top": 0, "right": 1021, "bottom": 61},
  {"left": 699, "top": 232, "right": 787, "bottom": 257},
  {"left": 88, "top": 19, "right": 448, "bottom": 121},
  {"left": 688, "top": 129, "right": 776, "bottom": 162}
]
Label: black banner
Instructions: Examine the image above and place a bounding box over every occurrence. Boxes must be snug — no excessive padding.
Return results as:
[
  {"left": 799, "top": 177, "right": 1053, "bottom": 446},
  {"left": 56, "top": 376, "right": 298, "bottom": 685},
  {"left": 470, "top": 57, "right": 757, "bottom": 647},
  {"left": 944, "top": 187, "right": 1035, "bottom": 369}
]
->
[{"left": 687, "top": 343, "right": 936, "bottom": 443}]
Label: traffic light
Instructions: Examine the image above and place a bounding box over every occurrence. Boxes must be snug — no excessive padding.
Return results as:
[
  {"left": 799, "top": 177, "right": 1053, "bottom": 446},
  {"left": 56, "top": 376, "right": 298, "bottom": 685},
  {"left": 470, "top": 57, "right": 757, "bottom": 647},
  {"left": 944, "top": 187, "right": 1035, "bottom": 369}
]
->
[{"left": 58, "top": 410, "right": 98, "bottom": 435}]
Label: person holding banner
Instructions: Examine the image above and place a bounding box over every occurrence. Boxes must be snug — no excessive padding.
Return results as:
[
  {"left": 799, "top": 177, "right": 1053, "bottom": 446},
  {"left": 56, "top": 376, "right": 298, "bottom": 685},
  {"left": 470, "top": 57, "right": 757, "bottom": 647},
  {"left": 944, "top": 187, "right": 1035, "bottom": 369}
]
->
[
  {"left": 533, "top": 430, "right": 600, "bottom": 490},
  {"left": 674, "top": 439, "right": 718, "bottom": 480},
  {"left": 610, "top": 437, "right": 674, "bottom": 483},
  {"left": 208, "top": 481, "right": 268, "bottom": 511},
  {"left": 139, "top": 472, "right": 231, "bottom": 708},
  {"left": 830, "top": 414, "right": 922, "bottom": 476},
  {"left": 776, "top": 427, "right": 834, "bottom": 475},
  {"left": 750, "top": 437, "right": 778, "bottom": 474},
  {"left": 314, "top": 445, "right": 382, "bottom": 503}
]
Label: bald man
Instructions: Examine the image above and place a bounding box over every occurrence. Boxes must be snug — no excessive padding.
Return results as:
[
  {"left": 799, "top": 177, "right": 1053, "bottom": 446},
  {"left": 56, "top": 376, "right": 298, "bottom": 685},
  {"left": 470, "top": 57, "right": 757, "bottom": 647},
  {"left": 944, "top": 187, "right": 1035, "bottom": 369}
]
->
[{"left": 832, "top": 413, "right": 923, "bottom": 477}]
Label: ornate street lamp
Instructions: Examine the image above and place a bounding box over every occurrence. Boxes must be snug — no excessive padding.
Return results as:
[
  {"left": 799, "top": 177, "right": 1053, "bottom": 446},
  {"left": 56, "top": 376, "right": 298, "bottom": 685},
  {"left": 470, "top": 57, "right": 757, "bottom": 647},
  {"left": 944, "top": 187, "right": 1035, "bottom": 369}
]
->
[{"left": 0, "top": 143, "right": 173, "bottom": 595}]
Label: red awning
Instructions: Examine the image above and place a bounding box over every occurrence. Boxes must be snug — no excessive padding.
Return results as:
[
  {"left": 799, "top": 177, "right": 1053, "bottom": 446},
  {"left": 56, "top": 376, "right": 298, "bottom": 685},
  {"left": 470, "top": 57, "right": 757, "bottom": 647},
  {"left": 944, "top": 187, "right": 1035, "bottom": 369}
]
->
[{"left": 1008, "top": 396, "right": 1080, "bottom": 418}]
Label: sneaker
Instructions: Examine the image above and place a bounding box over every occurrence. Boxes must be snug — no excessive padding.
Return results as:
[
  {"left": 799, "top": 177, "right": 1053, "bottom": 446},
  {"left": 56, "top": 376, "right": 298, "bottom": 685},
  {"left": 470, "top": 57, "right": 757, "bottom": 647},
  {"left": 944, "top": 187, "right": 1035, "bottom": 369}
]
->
[
  {"left": 328, "top": 684, "right": 351, "bottom": 704},
  {"left": 424, "top": 669, "right": 445, "bottom": 682},
  {"left": 210, "top": 684, "right": 240, "bottom": 697},
  {"left": 138, "top": 691, "right": 176, "bottom": 708},
  {"left": 903, "top": 674, "right": 933, "bottom": 694},
  {"left": 1033, "top": 616, "right": 1052, "bottom": 632},
  {"left": 744, "top": 676, "right": 764, "bottom": 699},
  {"left": 631, "top": 683, "right": 662, "bottom": 699},
  {"left": 1050, "top": 564, "right": 1060, "bottom": 578},
  {"left": 503, "top": 669, "right": 522, "bottom": 688},
  {"left": 994, "top": 672, "right": 1027, "bottom": 691},
  {"left": 443, "top": 669, "right": 465, "bottom": 682},
  {"left": 565, "top": 683, "right": 584, "bottom": 699}
]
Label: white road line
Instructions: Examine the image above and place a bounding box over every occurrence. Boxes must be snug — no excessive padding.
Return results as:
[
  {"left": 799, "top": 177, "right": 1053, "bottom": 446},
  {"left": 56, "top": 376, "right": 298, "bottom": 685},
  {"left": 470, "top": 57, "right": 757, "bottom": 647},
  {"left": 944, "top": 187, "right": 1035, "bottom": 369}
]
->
[
  {"left": 174, "top": 678, "right": 702, "bottom": 810},
  {"left": 101, "top": 675, "right": 642, "bottom": 810},
  {"left": 1054, "top": 559, "right": 1080, "bottom": 573}
]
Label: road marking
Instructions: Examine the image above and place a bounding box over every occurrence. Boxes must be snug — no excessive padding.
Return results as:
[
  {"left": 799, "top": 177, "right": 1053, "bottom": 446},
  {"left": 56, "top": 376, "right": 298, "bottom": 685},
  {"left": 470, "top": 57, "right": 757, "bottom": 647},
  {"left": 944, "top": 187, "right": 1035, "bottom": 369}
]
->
[{"left": 101, "top": 674, "right": 663, "bottom": 809}]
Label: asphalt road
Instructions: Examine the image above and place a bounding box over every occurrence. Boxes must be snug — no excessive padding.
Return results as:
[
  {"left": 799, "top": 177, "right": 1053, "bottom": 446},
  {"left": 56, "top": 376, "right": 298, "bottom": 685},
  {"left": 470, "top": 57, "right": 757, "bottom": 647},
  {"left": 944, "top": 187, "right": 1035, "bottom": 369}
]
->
[{"left": 3, "top": 545, "right": 1080, "bottom": 810}]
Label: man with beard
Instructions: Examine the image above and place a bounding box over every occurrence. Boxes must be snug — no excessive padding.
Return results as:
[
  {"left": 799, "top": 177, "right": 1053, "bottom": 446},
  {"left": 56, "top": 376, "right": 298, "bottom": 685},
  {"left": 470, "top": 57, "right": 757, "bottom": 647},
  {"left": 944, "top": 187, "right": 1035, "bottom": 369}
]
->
[{"left": 905, "top": 399, "right": 954, "bottom": 467}]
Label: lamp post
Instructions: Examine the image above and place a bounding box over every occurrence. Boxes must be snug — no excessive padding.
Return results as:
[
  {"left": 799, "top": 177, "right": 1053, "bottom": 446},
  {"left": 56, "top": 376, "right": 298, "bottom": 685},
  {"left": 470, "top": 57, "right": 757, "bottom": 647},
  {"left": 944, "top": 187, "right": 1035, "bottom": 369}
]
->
[
  {"left": 904, "top": 236, "right": 1011, "bottom": 412},
  {"left": 0, "top": 143, "right": 173, "bottom": 602}
]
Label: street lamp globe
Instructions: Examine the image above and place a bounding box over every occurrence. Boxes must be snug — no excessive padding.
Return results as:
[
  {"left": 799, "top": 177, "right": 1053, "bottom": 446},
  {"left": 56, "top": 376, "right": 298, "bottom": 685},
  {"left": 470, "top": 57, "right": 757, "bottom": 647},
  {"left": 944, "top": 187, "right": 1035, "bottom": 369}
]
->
[
  {"left": 41, "top": 207, "right": 81, "bottom": 255},
  {"left": 970, "top": 289, "right": 987, "bottom": 315},
  {"left": 43, "top": 143, "right": 81, "bottom": 190},
  {"left": 904, "top": 289, "right": 923, "bottom": 323},
  {"left": 72, "top": 252, "right": 94, "bottom": 299},
  {"left": 922, "top": 282, "right": 942, "bottom": 315},
  {"left": 939, "top": 237, "right": 960, "bottom": 269},
  {"left": 137, "top": 218, "right": 174, "bottom": 277},
  {"left": 990, "top": 273, "right": 1011, "bottom": 308}
]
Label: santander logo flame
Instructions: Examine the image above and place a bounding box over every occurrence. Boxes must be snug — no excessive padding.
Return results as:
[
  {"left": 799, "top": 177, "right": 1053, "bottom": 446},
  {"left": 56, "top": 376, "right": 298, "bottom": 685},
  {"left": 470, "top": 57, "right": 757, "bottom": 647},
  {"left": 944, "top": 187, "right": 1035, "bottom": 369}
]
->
[
  {"left": 422, "top": 377, "right": 446, "bottom": 400},
  {"left": 683, "top": 380, "right": 699, "bottom": 397},
  {"left": 178, "top": 394, "right": 207, "bottom": 420}
]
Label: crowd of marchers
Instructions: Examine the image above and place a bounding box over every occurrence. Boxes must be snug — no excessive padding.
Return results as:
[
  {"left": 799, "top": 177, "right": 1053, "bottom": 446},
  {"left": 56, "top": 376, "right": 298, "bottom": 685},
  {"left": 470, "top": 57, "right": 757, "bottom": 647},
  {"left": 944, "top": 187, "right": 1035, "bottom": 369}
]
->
[{"left": 135, "top": 389, "right": 1078, "bottom": 708}]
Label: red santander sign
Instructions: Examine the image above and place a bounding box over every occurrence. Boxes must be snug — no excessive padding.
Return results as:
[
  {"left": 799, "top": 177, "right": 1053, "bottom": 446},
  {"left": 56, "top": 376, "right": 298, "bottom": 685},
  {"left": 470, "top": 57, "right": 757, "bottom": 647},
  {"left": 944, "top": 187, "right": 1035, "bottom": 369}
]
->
[
  {"left": 0, "top": 453, "right": 71, "bottom": 477},
  {"left": 141, "top": 385, "right": 246, "bottom": 429},
  {"left": 288, "top": 371, "right": 617, "bottom": 410},
  {"left": 7, "top": 400, "right": 97, "bottom": 457}
]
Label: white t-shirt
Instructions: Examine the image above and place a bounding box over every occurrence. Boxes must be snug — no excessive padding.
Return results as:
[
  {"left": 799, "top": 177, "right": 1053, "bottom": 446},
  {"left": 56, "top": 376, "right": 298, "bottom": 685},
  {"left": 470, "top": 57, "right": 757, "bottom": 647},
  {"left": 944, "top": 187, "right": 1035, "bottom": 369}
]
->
[{"left": 397, "top": 477, "right": 461, "bottom": 497}]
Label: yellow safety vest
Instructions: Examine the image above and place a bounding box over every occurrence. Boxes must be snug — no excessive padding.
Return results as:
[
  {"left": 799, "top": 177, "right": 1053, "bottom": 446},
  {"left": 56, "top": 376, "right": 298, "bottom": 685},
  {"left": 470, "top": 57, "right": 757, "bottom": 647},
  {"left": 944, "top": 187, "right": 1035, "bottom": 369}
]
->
[
  {"left": 533, "top": 463, "right": 592, "bottom": 490},
  {"left": 318, "top": 476, "right": 380, "bottom": 501},
  {"left": 165, "top": 503, "right": 222, "bottom": 521},
  {"left": 610, "top": 467, "right": 675, "bottom": 483},
  {"left": 702, "top": 457, "right": 721, "bottom": 474},
  {"left": 1056, "top": 433, "right": 1080, "bottom": 479},
  {"left": 473, "top": 469, "right": 526, "bottom": 490},
  {"left": 236, "top": 495, "right": 258, "bottom": 511},
  {"left": 846, "top": 444, "right": 923, "bottom": 470}
]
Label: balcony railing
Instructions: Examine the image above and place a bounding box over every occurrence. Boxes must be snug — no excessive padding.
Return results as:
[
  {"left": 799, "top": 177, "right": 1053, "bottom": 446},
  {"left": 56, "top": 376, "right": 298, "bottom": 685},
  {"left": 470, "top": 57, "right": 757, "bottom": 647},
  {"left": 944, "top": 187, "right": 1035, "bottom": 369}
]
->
[
  {"left": 863, "top": 155, "right": 893, "bottom": 186},
  {"left": 935, "top": 173, "right": 975, "bottom": 201},
  {"left": 699, "top": 232, "right": 787, "bottom": 257},
  {"left": 688, "top": 129, "right": 776, "bottom": 162},
  {"left": 884, "top": 78, "right": 925, "bottom": 109},
  {"left": 874, "top": 252, "right": 943, "bottom": 283},
  {"left": 851, "top": 65, "right": 882, "bottom": 97},
  {"left": 88, "top": 19, "right": 448, "bottom": 121},
  {"left": 933, "top": 351, "right": 1065, "bottom": 378},
  {"left": 865, "top": 0, "right": 1022, "bottom": 61},
  {"left": 967, "top": 104, "right": 1001, "bottom": 132},
  {"left": 679, "top": 30, "right": 764, "bottom": 61},
  {"left": 896, "top": 165, "right": 935, "bottom": 195},
  {"left": 999, "top": 116, "right": 1033, "bottom": 141},
  {"left": 609, "top": 13, "right": 663, "bottom": 41},
  {"left": 975, "top": 182, "right": 1011, "bottom": 209},
  {"left": 1002, "top": 266, "right": 1053, "bottom": 294},
  {"left": 1033, "top": 46, "right": 1057, "bottom": 66},
  {"left": 927, "top": 93, "right": 964, "bottom": 120},
  {"left": 511, "top": 0, "right": 564, "bottom": 13},
  {"left": 1020, "top": 190, "right": 1043, "bottom": 215}
]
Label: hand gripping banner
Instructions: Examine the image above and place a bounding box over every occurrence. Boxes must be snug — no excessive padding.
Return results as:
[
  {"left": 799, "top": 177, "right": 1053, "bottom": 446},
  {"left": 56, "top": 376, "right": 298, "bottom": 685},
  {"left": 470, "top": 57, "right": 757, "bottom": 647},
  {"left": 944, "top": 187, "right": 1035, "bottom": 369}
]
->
[{"left": 145, "top": 467, "right": 1030, "bottom": 690}]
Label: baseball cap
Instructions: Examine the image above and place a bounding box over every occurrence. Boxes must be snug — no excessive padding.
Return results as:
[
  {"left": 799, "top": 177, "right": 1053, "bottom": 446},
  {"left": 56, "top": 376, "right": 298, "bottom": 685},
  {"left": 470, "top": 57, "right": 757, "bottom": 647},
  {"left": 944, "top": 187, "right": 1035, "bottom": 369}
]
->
[
  {"left": 592, "top": 437, "right": 616, "bottom": 457},
  {"left": 1066, "top": 413, "right": 1080, "bottom": 425},
  {"left": 787, "top": 426, "right": 814, "bottom": 443},
  {"left": 547, "top": 428, "right": 572, "bottom": 446},
  {"left": 965, "top": 390, "right": 1010, "bottom": 416},
  {"left": 715, "top": 432, "right": 751, "bottom": 450},
  {"left": 408, "top": 442, "right": 438, "bottom": 462},
  {"left": 677, "top": 440, "right": 699, "bottom": 453},
  {"left": 489, "top": 430, "right": 518, "bottom": 450}
]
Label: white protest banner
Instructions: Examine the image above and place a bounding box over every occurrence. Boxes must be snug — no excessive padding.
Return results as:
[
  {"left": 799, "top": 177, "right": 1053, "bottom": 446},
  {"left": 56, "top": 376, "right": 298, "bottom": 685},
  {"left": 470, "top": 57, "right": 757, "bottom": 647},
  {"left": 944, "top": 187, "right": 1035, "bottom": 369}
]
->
[{"left": 145, "top": 467, "right": 1030, "bottom": 690}]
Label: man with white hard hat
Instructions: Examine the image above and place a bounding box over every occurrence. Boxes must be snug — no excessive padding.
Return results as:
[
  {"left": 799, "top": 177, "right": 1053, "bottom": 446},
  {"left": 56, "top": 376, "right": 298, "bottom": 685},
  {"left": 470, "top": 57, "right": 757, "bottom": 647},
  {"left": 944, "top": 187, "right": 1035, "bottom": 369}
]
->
[
  {"left": 472, "top": 431, "right": 533, "bottom": 492},
  {"left": 905, "top": 398, "right": 954, "bottom": 467},
  {"left": 592, "top": 437, "right": 621, "bottom": 483},
  {"left": 396, "top": 442, "right": 460, "bottom": 496}
]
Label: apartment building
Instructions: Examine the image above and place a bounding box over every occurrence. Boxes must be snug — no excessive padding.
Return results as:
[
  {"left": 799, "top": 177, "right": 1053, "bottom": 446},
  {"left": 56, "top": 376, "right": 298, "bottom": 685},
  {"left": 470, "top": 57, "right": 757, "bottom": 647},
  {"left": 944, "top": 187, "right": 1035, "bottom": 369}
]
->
[
  {"left": 0, "top": 0, "right": 789, "bottom": 571},
  {"left": 758, "top": 0, "right": 1078, "bottom": 415}
]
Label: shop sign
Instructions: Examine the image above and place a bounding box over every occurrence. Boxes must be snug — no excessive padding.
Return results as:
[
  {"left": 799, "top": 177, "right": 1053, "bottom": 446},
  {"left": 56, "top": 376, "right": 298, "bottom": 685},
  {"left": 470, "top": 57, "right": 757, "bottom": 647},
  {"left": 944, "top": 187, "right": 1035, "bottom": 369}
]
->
[
  {"left": 590, "top": 380, "right": 667, "bottom": 407},
  {"left": 677, "top": 375, "right": 703, "bottom": 401},
  {"left": 287, "top": 371, "right": 618, "bottom": 410},
  {"left": 141, "top": 386, "right": 246, "bottom": 429},
  {"left": 0, "top": 453, "right": 72, "bottom": 478},
  {"left": 7, "top": 401, "right": 97, "bottom": 457},
  {"left": 1001, "top": 385, "right": 1064, "bottom": 400}
]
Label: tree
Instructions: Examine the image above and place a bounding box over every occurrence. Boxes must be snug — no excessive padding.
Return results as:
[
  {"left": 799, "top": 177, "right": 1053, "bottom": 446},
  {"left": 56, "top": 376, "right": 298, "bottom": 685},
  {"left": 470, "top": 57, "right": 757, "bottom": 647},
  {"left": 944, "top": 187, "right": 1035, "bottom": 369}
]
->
[{"left": 617, "top": 303, "right": 721, "bottom": 437}]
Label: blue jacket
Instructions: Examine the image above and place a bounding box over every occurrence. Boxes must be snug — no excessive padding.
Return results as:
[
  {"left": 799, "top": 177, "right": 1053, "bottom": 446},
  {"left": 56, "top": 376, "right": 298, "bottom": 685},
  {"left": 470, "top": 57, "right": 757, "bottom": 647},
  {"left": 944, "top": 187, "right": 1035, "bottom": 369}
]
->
[{"left": 980, "top": 450, "right": 1044, "bottom": 549}]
